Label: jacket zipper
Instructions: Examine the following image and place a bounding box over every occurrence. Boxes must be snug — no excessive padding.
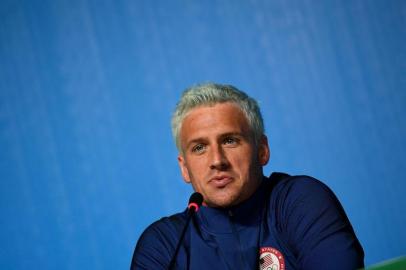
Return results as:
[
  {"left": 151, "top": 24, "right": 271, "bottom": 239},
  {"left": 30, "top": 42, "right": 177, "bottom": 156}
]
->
[{"left": 228, "top": 210, "right": 249, "bottom": 269}]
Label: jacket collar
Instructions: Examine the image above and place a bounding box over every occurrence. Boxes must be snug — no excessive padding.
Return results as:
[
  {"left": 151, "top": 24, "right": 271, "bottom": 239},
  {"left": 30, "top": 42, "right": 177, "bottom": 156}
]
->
[{"left": 195, "top": 176, "right": 269, "bottom": 234}]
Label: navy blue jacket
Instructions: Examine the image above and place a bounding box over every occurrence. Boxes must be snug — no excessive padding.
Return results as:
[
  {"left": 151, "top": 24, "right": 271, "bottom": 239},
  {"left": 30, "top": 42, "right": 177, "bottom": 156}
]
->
[{"left": 131, "top": 173, "right": 364, "bottom": 269}]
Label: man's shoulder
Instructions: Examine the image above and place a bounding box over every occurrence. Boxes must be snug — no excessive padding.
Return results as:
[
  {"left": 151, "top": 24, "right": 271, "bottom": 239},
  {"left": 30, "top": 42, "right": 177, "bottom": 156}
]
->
[
  {"left": 269, "top": 172, "right": 335, "bottom": 200},
  {"left": 138, "top": 210, "right": 187, "bottom": 245},
  {"left": 131, "top": 211, "right": 188, "bottom": 269},
  {"left": 266, "top": 172, "right": 364, "bottom": 268},
  {"left": 267, "top": 172, "right": 349, "bottom": 231},
  {"left": 267, "top": 172, "right": 344, "bottom": 221}
]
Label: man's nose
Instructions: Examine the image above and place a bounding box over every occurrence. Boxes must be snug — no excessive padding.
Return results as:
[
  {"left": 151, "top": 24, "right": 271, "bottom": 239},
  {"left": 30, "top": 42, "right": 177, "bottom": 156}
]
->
[{"left": 209, "top": 145, "right": 229, "bottom": 170}]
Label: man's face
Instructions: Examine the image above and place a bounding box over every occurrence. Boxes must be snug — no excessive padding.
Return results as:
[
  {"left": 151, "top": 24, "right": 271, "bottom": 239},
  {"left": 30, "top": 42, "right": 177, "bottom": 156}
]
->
[{"left": 177, "top": 102, "right": 270, "bottom": 208}]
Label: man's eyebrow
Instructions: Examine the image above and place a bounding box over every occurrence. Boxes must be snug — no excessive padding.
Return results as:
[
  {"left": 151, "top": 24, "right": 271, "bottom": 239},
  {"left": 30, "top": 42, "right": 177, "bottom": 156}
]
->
[
  {"left": 218, "top": 132, "right": 247, "bottom": 140},
  {"left": 218, "top": 132, "right": 245, "bottom": 139},
  {"left": 184, "top": 132, "right": 246, "bottom": 147}
]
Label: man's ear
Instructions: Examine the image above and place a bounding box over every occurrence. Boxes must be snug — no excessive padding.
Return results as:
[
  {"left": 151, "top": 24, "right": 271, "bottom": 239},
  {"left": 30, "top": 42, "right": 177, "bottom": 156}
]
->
[
  {"left": 178, "top": 155, "right": 191, "bottom": 183},
  {"left": 258, "top": 135, "right": 270, "bottom": 166}
]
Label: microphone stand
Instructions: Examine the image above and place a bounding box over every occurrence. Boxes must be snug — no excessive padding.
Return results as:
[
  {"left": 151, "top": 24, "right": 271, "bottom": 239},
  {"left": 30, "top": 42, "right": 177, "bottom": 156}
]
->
[{"left": 167, "top": 192, "right": 202, "bottom": 270}]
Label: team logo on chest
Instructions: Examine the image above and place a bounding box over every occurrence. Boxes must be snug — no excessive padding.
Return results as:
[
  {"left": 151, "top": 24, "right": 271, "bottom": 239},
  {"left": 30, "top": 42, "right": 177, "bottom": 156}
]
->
[{"left": 259, "top": 247, "right": 285, "bottom": 270}]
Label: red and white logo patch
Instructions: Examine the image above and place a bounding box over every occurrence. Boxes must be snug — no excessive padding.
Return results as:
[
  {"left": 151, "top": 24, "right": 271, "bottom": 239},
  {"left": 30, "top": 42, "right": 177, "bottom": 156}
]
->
[{"left": 259, "top": 247, "right": 285, "bottom": 270}]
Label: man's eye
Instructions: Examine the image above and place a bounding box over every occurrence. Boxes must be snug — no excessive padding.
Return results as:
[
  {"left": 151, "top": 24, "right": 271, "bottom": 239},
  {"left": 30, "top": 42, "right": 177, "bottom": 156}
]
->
[
  {"left": 191, "top": 144, "right": 205, "bottom": 153},
  {"left": 223, "top": 137, "right": 238, "bottom": 145}
]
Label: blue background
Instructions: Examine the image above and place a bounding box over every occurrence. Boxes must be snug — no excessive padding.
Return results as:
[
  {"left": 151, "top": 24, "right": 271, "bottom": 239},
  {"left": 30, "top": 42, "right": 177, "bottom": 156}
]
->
[{"left": 0, "top": 0, "right": 405, "bottom": 269}]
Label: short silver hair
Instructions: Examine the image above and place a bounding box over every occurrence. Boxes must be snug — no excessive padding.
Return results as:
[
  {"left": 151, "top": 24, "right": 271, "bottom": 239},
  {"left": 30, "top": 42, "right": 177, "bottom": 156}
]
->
[{"left": 171, "top": 83, "right": 264, "bottom": 152}]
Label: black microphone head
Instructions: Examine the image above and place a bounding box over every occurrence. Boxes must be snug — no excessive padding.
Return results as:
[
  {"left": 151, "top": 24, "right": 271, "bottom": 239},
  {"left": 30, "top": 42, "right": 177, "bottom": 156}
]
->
[{"left": 188, "top": 192, "right": 203, "bottom": 212}]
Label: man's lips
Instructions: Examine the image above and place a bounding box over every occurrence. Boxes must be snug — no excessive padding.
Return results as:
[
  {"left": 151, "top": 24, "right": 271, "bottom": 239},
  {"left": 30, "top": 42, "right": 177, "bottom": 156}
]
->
[{"left": 209, "top": 176, "right": 233, "bottom": 188}]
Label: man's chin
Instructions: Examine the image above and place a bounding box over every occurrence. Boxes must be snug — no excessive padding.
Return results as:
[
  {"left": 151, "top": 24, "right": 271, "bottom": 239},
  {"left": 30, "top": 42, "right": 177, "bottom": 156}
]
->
[{"left": 205, "top": 194, "right": 240, "bottom": 208}]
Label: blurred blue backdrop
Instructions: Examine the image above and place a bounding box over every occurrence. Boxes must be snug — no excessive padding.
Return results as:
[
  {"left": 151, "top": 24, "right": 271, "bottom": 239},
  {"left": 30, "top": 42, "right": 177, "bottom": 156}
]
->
[{"left": 0, "top": 0, "right": 405, "bottom": 269}]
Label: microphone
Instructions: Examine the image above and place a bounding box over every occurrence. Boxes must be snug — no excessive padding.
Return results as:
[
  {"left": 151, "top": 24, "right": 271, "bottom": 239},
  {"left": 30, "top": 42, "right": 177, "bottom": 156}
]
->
[
  {"left": 168, "top": 192, "right": 203, "bottom": 270},
  {"left": 187, "top": 192, "right": 203, "bottom": 214}
]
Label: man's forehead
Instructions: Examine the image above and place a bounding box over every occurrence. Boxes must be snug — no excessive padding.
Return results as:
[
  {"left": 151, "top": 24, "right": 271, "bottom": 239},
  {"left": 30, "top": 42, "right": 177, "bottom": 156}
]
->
[
  {"left": 180, "top": 103, "right": 251, "bottom": 141},
  {"left": 183, "top": 102, "right": 245, "bottom": 120},
  {"left": 183, "top": 102, "right": 246, "bottom": 124}
]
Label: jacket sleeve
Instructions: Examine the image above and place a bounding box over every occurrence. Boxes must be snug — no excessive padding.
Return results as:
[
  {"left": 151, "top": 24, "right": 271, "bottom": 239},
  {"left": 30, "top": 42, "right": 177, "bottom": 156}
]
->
[{"left": 276, "top": 176, "right": 364, "bottom": 270}]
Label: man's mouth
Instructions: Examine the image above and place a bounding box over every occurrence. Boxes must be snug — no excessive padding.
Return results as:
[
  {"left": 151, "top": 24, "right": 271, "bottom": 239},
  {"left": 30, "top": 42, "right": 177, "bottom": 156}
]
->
[{"left": 209, "top": 175, "right": 233, "bottom": 188}]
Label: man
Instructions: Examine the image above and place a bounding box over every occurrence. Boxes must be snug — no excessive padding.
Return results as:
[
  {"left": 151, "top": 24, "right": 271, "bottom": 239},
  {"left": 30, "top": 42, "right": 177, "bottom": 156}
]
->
[{"left": 131, "top": 83, "right": 364, "bottom": 269}]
